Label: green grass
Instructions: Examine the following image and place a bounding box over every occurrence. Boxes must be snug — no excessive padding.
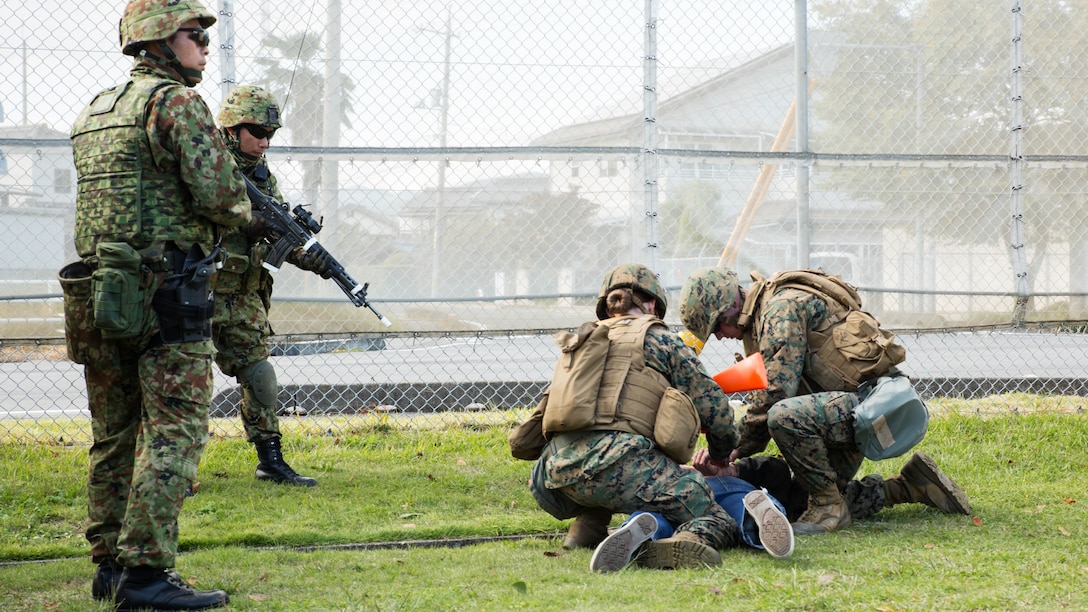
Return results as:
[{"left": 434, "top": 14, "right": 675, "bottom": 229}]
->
[{"left": 1, "top": 404, "right": 1087, "bottom": 610}]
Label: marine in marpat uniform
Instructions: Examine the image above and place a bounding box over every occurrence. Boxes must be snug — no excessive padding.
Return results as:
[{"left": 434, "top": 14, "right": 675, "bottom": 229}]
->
[{"left": 510, "top": 264, "right": 741, "bottom": 572}]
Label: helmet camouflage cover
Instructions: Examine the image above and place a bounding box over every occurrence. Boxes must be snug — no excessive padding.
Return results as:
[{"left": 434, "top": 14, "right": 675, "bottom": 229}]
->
[
  {"left": 217, "top": 85, "right": 283, "bottom": 130},
  {"left": 679, "top": 267, "right": 740, "bottom": 344},
  {"left": 119, "top": 0, "right": 216, "bottom": 56},
  {"left": 596, "top": 263, "right": 668, "bottom": 320}
]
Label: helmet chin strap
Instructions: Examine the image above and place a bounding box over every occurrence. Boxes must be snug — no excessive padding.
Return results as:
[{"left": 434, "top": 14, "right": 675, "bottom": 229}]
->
[
  {"left": 138, "top": 42, "right": 202, "bottom": 87},
  {"left": 221, "top": 129, "right": 262, "bottom": 166}
]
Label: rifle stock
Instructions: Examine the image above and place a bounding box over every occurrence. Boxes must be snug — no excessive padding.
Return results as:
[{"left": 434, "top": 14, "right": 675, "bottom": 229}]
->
[{"left": 242, "top": 175, "right": 392, "bottom": 327}]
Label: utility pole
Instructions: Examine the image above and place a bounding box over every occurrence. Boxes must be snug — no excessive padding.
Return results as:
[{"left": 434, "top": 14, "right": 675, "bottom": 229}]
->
[
  {"left": 321, "top": 0, "right": 343, "bottom": 271},
  {"left": 419, "top": 8, "right": 455, "bottom": 298}
]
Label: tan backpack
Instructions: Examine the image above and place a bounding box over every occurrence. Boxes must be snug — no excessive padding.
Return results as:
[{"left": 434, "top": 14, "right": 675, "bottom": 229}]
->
[{"left": 738, "top": 269, "right": 906, "bottom": 392}]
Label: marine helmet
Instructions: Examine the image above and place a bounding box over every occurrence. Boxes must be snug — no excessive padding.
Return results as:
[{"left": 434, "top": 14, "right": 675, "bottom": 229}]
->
[
  {"left": 119, "top": 0, "right": 216, "bottom": 57},
  {"left": 596, "top": 263, "right": 668, "bottom": 320},
  {"left": 217, "top": 86, "right": 283, "bottom": 130},
  {"left": 679, "top": 267, "right": 741, "bottom": 344}
]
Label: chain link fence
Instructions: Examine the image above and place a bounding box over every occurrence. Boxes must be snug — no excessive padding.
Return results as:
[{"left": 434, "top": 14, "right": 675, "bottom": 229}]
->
[{"left": 2, "top": 1, "right": 1086, "bottom": 441}]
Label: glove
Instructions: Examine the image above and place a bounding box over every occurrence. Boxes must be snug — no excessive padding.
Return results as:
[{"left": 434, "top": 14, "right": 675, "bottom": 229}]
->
[
  {"left": 292, "top": 247, "right": 335, "bottom": 279},
  {"left": 241, "top": 211, "right": 275, "bottom": 241}
]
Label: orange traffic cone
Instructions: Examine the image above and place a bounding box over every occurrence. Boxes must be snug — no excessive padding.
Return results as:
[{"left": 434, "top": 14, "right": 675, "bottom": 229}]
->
[{"left": 712, "top": 352, "right": 768, "bottom": 393}]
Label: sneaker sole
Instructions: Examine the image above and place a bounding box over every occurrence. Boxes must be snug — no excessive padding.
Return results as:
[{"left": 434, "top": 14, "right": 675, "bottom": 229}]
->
[
  {"left": 905, "top": 452, "right": 972, "bottom": 515},
  {"left": 590, "top": 513, "right": 658, "bottom": 573},
  {"left": 743, "top": 489, "right": 794, "bottom": 559},
  {"left": 634, "top": 537, "right": 722, "bottom": 570}
]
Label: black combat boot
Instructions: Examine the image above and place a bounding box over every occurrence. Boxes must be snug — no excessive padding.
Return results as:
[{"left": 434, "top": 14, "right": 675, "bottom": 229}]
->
[
  {"left": 91, "top": 558, "right": 123, "bottom": 601},
  {"left": 113, "top": 565, "right": 228, "bottom": 611},
  {"left": 255, "top": 437, "right": 318, "bottom": 486}
]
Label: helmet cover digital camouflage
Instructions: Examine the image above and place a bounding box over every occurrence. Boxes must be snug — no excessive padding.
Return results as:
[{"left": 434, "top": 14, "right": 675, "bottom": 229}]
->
[
  {"left": 596, "top": 263, "right": 668, "bottom": 320},
  {"left": 217, "top": 85, "right": 283, "bottom": 129},
  {"left": 119, "top": 0, "right": 216, "bottom": 56},
  {"left": 679, "top": 267, "right": 740, "bottom": 344}
]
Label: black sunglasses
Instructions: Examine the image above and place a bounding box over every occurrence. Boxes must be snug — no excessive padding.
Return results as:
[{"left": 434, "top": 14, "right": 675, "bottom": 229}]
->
[
  {"left": 242, "top": 124, "right": 276, "bottom": 140},
  {"left": 176, "top": 27, "right": 211, "bottom": 48}
]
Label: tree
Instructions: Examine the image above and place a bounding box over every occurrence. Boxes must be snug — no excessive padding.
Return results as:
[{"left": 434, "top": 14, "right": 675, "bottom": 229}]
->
[
  {"left": 254, "top": 32, "right": 358, "bottom": 206},
  {"left": 810, "top": 0, "right": 1088, "bottom": 316},
  {"left": 658, "top": 180, "right": 726, "bottom": 260}
]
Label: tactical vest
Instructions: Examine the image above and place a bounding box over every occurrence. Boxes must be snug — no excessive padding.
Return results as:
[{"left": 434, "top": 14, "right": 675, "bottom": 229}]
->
[
  {"left": 737, "top": 269, "right": 906, "bottom": 392},
  {"left": 70, "top": 78, "right": 215, "bottom": 258},
  {"left": 544, "top": 315, "right": 670, "bottom": 440}
]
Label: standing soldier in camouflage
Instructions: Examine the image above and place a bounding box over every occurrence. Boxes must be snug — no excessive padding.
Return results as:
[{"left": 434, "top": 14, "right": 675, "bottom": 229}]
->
[
  {"left": 61, "top": 0, "right": 251, "bottom": 609},
  {"left": 509, "top": 264, "right": 741, "bottom": 572},
  {"left": 213, "top": 85, "right": 331, "bottom": 487},
  {"left": 678, "top": 267, "right": 969, "bottom": 536}
]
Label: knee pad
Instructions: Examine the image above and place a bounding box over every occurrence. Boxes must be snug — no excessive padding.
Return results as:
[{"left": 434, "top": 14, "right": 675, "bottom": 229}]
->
[{"left": 237, "top": 360, "right": 278, "bottom": 410}]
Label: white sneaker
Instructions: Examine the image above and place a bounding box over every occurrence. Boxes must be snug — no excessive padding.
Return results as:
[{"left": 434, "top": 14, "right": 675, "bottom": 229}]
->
[
  {"left": 743, "top": 488, "right": 794, "bottom": 559},
  {"left": 589, "top": 513, "right": 658, "bottom": 573}
]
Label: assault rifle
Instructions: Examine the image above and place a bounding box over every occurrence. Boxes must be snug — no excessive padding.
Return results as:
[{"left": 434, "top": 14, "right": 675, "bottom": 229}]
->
[{"left": 243, "top": 176, "right": 392, "bottom": 327}]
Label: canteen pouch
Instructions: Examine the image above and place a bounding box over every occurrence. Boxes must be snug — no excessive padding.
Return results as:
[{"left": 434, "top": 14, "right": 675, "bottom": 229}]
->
[
  {"left": 91, "top": 242, "right": 149, "bottom": 339},
  {"left": 59, "top": 261, "right": 96, "bottom": 364},
  {"left": 653, "top": 387, "right": 700, "bottom": 464},
  {"left": 853, "top": 375, "right": 929, "bottom": 461}
]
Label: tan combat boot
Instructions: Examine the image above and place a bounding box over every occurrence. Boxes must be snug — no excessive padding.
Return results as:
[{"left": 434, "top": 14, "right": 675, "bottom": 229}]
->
[
  {"left": 633, "top": 531, "right": 722, "bottom": 570},
  {"left": 791, "top": 485, "right": 851, "bottom": 536},
  {"left": 884, "top": 452, "right": 971, "bottom": 515},
  {"left": 562, "top": 507, "right": 613, "bottom": 550}
]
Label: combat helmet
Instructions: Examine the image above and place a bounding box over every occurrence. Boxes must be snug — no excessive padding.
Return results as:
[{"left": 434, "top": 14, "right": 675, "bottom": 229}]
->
[
  {"left": 217, "top": 86, "right": 282, "bottom": 130},
  {"left": 119, "top": 0, "right": 216, "bottom": 57},
  {"left": 679, "top": 267, "right": 741, "bottom": 345},
  {"left": 596, "top": 263, "right": 667, "bottom": 320}
]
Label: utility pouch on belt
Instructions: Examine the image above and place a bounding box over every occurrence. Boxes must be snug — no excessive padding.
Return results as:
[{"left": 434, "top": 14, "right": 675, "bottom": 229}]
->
[
  {"left": 59, "top": 261, "right": 96, "bottom": 364},
  {"left": 91, "top": 242, "right": 150, "bottom": 339},
  {"left": 213, "top": 250, "right": 250, "bottom": 295},
  {"left": 152, "top": 245, "right": 218, "bottom": 345},
  {"left": 853, "top": 374, "right": 929, "bottom": 461},
  {"left": 653, "top": 387, "right": 699, "bottom": 464},
  {"left": 508, "top": 393, "right": 549, "bottom": 460}
]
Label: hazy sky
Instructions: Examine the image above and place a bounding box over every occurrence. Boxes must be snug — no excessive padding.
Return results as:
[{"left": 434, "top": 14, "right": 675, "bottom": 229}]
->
[{"left": 1, "top": 0, "right": 795, "bottom": 147}]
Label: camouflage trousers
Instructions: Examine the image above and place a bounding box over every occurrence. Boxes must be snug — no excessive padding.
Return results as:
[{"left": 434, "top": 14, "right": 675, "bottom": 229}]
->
[
  {"left": 544, "top": 431, "right": 738, "bottom": 550},
  {"left": 212, "top": 289, "right": 278, "bottom": 443},
  {"left": 766, "top": 391, "right": 863, "bottom": 495},
  {"left": 84, "top": 338, "right": 215, "bottom": 569},
  {"left": 738, "top": 454, "right": 887, "bottom": 522}
]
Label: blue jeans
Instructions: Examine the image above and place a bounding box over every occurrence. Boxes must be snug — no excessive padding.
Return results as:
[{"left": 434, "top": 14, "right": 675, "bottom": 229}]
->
[{"left": 629, "top": 476, "right": 787, "bottom": 550}]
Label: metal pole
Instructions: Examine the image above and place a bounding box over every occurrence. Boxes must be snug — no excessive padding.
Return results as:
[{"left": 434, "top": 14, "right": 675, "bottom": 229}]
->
[
  {"left": 642, "top": 0, "right": 660, "bottom": 271},
  {"left": 794, "top": 0, "right": 811, "bottom": 269},
  {"left": 217, "top": 0, "right": 236, "bottom": 102},
  {"left": 429, "top": 8, "right": 453, "bottom": 298},
  {"left": 322, "top": 0, "right": 343, "bottom": 265},
  {"left": 1009, "top": 0, "right": 1029, "bottom": 325}
]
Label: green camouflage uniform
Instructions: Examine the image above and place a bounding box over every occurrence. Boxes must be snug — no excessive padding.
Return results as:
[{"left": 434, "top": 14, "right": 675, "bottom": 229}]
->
[
  {"left": 737, "top": 288, "right": 863, "bottom": 495},
  {"left": 68, "top": 59, "right": 250, "bottom": 570},
  {"left": 544, "top": 324, "right": 740, "bottom": 550},
  {"left": 211, "top": 156, "right": 281, "bottom": 442}
]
